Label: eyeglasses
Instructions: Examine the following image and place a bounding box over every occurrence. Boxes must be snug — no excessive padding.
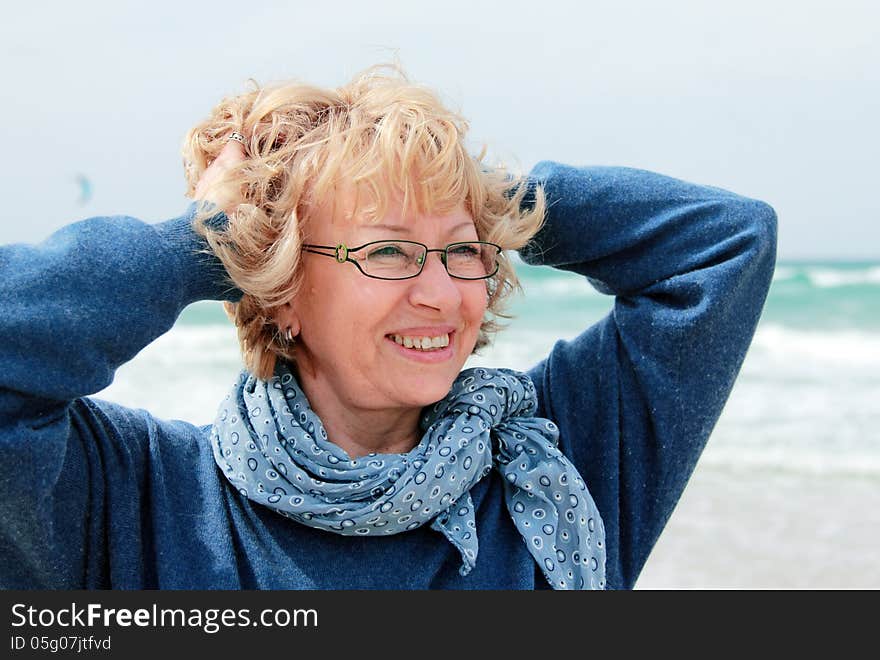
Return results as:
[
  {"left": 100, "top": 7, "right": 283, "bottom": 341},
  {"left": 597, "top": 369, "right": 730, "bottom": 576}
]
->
[{"left": 301, "top": 240, "right": 501, "bottom": 281}]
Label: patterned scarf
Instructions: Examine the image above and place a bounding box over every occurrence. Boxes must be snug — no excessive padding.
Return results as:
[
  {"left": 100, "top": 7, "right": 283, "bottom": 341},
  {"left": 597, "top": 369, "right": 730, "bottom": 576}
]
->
[{"left": 210, "top": 362, "right": 606, "bottom": 589}]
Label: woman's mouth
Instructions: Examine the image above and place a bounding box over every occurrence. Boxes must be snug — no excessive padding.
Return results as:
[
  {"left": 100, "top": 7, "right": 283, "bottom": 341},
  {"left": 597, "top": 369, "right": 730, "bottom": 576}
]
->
[
  {"left": 385, "top": 331, "right": 456, "bottom": 362},
  {"left": 388, "top": 332, "right": 450, "bottom": 351}
]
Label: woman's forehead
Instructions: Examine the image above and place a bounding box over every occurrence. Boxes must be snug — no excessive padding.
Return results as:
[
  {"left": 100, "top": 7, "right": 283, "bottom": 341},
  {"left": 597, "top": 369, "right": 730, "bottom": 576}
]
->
[{"left": 307, "top": 185, "right": 473, "bottom": 237}]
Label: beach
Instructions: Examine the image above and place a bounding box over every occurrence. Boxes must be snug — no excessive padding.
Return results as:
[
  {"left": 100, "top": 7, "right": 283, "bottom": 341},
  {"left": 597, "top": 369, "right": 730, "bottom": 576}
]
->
[{"left": 635, "top": 464, "right": 880, "bottom": 589}]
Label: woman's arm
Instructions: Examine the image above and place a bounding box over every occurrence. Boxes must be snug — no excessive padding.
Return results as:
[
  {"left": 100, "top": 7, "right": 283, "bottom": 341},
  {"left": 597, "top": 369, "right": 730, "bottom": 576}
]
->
[
  {"left": 519, "top": 162, "right": 777, "bottom": 589},
  {"left": 0, "top": 204, "right": 239, "bottom": 587}
]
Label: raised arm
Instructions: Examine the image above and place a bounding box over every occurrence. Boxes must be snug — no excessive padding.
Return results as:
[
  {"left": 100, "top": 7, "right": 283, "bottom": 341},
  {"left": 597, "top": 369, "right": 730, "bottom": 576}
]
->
[
  {"left": 519, "top": 162, "right": 777, "bottom": 589},
  {"left": 0, "top": 204, "right": 239, "bottom": 587},
  {"left": 0, "top": 208, "right": 237, "bottom": 419}
]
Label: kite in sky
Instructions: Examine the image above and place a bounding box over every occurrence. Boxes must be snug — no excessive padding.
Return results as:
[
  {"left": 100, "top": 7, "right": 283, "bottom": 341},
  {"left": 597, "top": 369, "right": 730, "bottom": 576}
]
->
[{"left": 75, "top": 174, "right": 92, "bottom": 205}]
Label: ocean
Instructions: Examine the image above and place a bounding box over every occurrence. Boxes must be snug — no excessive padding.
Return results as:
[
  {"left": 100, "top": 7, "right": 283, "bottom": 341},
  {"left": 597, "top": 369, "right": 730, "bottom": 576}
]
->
[{"left": 97, "top": 259, "right": 880, "bottom": 589}]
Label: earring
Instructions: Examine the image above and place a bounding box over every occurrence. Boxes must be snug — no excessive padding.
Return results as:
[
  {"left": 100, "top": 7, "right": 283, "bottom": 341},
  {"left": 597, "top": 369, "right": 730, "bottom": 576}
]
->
[{"left": 285, "top": 328, "right": 294, "bottom": 342}]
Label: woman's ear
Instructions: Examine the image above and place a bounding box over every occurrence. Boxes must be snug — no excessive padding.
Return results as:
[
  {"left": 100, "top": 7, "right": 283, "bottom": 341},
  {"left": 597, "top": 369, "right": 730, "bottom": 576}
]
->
[{"left": 275, "top": 301, "right": 301, "bottom": 339}]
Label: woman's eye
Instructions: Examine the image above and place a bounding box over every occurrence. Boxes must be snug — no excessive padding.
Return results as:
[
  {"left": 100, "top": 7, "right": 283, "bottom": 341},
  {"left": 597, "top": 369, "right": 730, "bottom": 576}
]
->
[
  {"left": 369, "top": 245, "right": 406, "bottom": 258},
  {"left": 449, "top": 244, "right": 480, "bottom": 257}
]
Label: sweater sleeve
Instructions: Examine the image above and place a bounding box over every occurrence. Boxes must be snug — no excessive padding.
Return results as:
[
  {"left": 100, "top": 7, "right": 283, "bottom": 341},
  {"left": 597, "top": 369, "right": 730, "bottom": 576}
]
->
[
  {"left": 518, "top": 162, "right": 777, "bottom": 589},
  {"left": 0, "top": 204, "right": 240, "bottom": 587}
]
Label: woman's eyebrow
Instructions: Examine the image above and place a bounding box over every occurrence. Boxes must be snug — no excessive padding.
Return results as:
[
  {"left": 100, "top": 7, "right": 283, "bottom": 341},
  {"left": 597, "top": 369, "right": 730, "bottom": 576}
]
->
[{"left": 361, "top": 221, "right": 476, "bottom": 235}]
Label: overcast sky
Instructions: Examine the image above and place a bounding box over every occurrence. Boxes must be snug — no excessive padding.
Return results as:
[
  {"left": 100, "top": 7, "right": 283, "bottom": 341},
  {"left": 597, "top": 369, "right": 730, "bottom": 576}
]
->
[{"left": 1, "top": 0, "right": 877, "bottom": 259}]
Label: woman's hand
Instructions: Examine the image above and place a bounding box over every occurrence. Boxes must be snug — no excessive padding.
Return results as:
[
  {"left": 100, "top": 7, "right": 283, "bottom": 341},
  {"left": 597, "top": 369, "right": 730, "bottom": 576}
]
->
[{"left": 192, "top": 138, "right": 247, "bottom": 214}]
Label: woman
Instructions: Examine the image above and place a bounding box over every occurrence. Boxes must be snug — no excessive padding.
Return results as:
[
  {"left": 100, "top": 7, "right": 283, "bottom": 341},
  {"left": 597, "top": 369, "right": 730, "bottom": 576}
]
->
[{"left": 0, "top": 65, "right": 777, "bottom": 589}]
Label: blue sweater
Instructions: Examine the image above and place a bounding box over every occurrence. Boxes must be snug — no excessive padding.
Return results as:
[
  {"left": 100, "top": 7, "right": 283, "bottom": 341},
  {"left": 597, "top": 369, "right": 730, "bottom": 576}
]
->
[{"left": 0, "top": 162, "right": 777, "bottom": 589}]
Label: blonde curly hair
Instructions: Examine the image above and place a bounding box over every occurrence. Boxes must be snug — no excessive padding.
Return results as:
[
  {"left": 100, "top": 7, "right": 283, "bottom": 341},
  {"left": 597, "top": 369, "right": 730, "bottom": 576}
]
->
[{"left": 182, "top": 64, "right": 546, "bottom": 380}]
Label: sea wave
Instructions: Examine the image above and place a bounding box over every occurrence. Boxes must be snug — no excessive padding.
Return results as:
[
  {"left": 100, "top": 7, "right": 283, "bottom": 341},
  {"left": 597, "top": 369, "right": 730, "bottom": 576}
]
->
[
  {"left": 701, "top": 445, "right": 880, "bottom": 477},
  {"left": 771, "top": 266, "right": 799, "bottom": 282},
  {"left": 750, "top": 323, "right": 880, "bottom": 367},
  {"left": 806, "top": 265, "right": 880, "bottom": 288},
  {"left": 520, "top": 276, "right": 604, "bottom": 298},
  {"left": 526, "top": 264, "right": 880, "bottom": 297},
  {"left": 771, "top": 264, "right": 880, "bottom": 288}
]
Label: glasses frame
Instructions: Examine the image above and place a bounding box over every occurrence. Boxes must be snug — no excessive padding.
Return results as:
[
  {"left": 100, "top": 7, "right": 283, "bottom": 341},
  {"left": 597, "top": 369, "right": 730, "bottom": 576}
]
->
[{"left": 301, "top": 240, "right": 502, "bottom": 281}]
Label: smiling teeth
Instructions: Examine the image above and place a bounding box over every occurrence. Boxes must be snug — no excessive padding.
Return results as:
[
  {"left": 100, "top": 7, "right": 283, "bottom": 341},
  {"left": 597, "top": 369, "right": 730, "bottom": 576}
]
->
[{"left": 391, "top": 333, "right": 450, "bottom": 350}]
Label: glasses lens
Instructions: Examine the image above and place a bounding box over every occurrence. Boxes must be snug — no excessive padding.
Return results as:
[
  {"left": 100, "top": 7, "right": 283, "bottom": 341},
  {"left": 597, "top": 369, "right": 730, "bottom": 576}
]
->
[
  {"left": 361, "top": 241, "right": 426, "bottom": 279},
  {"left": 445, "top": 242, "right": 499, "bottom": 279}
]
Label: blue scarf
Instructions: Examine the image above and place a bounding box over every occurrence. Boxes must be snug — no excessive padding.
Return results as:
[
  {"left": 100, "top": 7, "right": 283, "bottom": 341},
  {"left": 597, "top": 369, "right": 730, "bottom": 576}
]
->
[{"left": 210, "top": 362, "right": 606, "bottom": 590}]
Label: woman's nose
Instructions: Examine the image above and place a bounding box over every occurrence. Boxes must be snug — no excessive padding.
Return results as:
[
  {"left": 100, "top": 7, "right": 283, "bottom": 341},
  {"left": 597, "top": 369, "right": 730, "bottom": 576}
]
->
[{"left": 408, "top": 251, "right": 462, "bottom": 311}]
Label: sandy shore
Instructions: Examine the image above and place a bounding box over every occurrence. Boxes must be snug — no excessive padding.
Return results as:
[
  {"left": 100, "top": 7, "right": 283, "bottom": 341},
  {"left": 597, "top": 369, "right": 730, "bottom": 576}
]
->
[{"left": 633, "top": 463, "right": 879, "bottom": 589}]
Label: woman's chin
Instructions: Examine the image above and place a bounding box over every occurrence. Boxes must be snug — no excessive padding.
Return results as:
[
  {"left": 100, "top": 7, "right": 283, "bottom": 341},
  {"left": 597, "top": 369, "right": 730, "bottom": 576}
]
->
[
  {"left": 391, "top": 373, "right": 460, "bottom": 408},
  {"left": 379, "top": 336, "right": 477, "bottom": 407}
]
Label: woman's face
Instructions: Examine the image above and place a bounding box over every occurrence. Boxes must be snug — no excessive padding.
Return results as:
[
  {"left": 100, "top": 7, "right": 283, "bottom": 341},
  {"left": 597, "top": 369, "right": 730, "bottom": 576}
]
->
[{"left": 284, "top": 191, "right": 489, "bottom": 413}]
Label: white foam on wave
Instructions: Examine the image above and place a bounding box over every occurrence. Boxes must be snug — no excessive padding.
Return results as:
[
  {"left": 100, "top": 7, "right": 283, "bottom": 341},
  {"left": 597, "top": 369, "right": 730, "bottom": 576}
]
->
[
  {"left": 751, "top": 323, "right": 880, "bottom": 368},
  {"left": 805, "top": 265, "right": 880, "bottom": 288},
  {"left": 771, "top": 266, "right": 798, "bottom": 282},
  {"left": 96, "top": 324, "right": 243, "bottom": 423},
  {"left": 701, "top": 444, "right": 880, "bottom": 477}
]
